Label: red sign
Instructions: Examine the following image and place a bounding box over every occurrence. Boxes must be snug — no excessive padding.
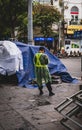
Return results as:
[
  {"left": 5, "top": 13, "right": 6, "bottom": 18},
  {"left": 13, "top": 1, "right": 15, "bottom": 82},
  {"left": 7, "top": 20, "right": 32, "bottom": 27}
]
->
[{"left": 71, "top": 12, "right": 79, "bottom": 14}]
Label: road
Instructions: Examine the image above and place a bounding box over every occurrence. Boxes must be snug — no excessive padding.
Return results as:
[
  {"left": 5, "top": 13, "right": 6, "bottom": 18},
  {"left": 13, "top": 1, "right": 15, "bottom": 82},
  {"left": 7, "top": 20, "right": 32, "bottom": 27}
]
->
[{"left": 61, "top": 57, "right": 81, "bottom": 79}]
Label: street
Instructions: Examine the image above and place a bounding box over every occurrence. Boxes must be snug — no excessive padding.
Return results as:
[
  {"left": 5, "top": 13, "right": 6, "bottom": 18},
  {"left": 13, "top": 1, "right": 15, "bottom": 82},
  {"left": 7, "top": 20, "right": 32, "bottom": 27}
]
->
[
  {"left": 61, "top": 57, "right": 81, "bottom": 79},
  {"left": 0, "top": 57, "right": 82, "bottom": 130}
]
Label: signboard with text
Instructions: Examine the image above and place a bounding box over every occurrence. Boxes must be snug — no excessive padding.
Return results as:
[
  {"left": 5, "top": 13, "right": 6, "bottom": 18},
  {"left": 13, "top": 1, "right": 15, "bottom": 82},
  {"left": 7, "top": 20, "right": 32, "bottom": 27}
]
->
[{"left": 67, "top": 25, "right": 82, "bottom": 34}]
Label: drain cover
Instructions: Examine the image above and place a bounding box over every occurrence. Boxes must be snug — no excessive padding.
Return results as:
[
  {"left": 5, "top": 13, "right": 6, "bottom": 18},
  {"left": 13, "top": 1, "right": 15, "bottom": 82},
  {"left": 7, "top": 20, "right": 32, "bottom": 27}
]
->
[{"left": 37, "top": 100, "right": 51, "bottom": 106}]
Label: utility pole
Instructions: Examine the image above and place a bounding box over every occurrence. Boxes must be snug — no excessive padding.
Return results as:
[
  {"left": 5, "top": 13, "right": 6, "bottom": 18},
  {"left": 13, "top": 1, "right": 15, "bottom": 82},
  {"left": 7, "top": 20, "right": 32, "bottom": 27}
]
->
[
  {"left": 59, "top": 21, "right": 61, "bottom": 49},
  {"left": 28, "top": 0, "right": 33, "bottom": 45},
  {"left": 61, "top": 0, "right": 65, "bottom": 48}
]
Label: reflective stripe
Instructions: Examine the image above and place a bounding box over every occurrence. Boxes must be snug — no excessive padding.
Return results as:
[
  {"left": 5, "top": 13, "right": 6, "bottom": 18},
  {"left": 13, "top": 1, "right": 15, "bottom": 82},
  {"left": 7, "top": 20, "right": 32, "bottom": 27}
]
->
[
  {"left": 35, "top": 53, "right": 46, "bottom": 67},
  {"left": 36, "top": 53, "right": 41, "bottom": 66},
  {"left": 35, "top": 65, "right": 47, "bottom": 67}
]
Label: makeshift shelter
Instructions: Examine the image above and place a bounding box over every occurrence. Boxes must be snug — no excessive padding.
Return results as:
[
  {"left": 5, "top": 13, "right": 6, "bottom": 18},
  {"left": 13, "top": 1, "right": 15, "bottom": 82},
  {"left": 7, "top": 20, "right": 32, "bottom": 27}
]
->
[{"left": 0, "top": 40, "right": 78, "bottom": 88}]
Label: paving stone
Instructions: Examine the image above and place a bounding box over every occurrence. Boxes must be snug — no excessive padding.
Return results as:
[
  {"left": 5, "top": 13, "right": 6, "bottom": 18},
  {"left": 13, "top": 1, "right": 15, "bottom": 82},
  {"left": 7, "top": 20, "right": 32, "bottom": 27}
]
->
[{"left": 0, "top": 81, "right": 81, "bottom": 130}]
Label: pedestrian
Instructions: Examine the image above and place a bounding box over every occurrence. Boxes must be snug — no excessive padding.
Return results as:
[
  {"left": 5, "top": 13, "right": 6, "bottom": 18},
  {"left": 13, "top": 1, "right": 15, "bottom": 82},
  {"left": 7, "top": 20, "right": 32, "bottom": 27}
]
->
[{"left": 34, "top": 46, "right": 55, "bottom": 96}]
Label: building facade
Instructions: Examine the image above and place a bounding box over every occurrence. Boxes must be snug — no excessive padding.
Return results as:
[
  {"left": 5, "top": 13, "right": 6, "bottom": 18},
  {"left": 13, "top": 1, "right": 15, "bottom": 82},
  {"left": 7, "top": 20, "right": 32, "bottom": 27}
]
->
[
  {"left": 64, "top": 0, "right": 82, "bottom": 25},
  {"left": 63, "top": 0, "right": 82, "bottom": 55},
  {"left": 34, "top": 0, "right": 82, "bottom": 54},
  {"left": 34, "top": 0, "right": 82, "bottom": 24}
]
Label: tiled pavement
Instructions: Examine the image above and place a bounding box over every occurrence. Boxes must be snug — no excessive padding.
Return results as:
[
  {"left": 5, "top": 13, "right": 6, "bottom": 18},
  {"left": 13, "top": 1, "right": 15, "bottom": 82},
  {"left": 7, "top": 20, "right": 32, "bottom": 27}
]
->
[{"left": 0, "top": 80, "right": 81, "bottom": 130}]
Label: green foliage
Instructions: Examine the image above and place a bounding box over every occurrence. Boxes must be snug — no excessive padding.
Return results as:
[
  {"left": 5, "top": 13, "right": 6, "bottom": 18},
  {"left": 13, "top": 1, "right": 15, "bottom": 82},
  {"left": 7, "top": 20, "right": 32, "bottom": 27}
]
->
[
  {"left": 0, "top": 0, "right": 27, "bottom": 39},
  {"left": 33, "top": 3, "right": 61, "bottom": 37},
  {"left": 0, "top": 1, "right": 62, "bottom": 40}
]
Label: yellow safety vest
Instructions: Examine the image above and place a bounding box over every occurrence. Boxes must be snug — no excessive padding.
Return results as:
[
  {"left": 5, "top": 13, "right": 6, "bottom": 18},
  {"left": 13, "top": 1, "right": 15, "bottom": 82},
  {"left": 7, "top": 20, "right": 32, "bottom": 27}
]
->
[{"left": 34, "top": 53, "right": 47, "bottom": 67}]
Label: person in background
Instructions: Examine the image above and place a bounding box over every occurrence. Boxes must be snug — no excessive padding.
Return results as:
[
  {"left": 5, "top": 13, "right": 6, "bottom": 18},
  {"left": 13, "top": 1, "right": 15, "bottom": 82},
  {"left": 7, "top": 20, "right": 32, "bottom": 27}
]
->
[{"left": 34, "top": 46, "right": 55, "bottom": 96}]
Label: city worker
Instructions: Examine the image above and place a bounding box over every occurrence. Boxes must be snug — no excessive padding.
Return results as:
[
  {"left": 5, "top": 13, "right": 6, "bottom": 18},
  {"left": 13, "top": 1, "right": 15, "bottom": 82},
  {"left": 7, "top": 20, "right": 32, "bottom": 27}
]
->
[{"left": 34, "top": 46, "right": 55, "bottom": 96}]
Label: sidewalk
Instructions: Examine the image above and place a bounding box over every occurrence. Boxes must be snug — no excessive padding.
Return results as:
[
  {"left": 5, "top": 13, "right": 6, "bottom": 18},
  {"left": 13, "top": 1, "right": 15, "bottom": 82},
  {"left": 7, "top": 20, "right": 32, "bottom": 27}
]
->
[{"left": 0, "top": 80, "right": 81, "bottom": 130}]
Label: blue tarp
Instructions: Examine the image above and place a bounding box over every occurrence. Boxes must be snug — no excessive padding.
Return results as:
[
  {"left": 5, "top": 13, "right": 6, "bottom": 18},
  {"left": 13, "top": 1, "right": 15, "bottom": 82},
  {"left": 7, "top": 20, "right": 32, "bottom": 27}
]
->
[{"left": 13, "top": 41, "right": 78, "bottom": 88}]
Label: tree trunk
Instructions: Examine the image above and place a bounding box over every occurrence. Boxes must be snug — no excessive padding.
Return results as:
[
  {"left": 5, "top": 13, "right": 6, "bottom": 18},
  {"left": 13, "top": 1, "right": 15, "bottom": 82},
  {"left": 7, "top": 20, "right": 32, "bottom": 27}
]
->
[
  {"left": 11, "top": 27, "right": 15, "bottom": 38},
  {"left": 50, "top": 0, "right": 53, "bottom": 5}
]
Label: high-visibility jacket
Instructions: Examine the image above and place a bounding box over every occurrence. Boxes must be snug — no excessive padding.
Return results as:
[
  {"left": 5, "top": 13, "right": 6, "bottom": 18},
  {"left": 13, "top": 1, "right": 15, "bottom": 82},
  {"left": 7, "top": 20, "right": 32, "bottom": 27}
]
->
[
  {"left": 34, "top": 52, "right": 51, "bottom": 86},
  {"left": 34, "top": 52, "right": 47, "bottom": 67}
]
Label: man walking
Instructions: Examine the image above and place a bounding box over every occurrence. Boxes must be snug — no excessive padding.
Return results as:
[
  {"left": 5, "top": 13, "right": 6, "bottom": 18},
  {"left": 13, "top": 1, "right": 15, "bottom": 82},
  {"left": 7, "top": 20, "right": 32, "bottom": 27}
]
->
[{"left": 34, "top": 46, "right": 55, "bottom": 96}]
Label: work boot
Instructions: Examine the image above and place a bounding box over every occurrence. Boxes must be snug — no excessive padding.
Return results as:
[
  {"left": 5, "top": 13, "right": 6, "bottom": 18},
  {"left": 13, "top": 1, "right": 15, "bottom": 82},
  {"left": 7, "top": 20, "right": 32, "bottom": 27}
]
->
[
  {"left": 39, "top": 90, "right": 43, "bottom": 95},
  {"left": 49, "top": 92, "right": 55, "bottom": 96},
  {"left": 46, "top": 82, "right": 55, "bottom": 96},
  {"left": 39, "top": 86, "right": 43, "bottom": 95}
]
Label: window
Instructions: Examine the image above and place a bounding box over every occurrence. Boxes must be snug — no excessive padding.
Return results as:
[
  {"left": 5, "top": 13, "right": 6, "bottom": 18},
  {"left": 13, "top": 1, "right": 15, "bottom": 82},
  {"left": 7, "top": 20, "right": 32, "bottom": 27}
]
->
[
  {"left": 75, "top": 15, "right": 78, "bottom": 21},
  {"left": 71, "top": 6, "right": 78, "bottom": 13},
  {"left": 70, "top": 6, "right": 79, "bottom": 24},
  {"left": 71, "top": 15, "right": 74, "bottom": 21},
  {"left": 65, "top": 40, "right": 70, "bottom": 45}
]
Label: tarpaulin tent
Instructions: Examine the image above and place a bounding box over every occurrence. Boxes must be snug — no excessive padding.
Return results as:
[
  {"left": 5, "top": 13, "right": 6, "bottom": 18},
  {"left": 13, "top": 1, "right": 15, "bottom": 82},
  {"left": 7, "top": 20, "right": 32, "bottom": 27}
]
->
[
  {"left": 14, "top": 41, "right": 78, "bottom": 87},
  {"left": 0, "top": 40, "right": 78, "bottom": 88}
]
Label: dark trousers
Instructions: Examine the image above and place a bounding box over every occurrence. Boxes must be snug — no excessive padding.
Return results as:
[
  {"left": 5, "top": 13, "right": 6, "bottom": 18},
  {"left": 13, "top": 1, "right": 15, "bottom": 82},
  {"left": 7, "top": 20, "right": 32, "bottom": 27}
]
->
[
  {"left": 39, "top": 82, "right": 52, "bottom": 93},
  {"left": 46, "top": 82, "right": 52, "bottom": 93}
]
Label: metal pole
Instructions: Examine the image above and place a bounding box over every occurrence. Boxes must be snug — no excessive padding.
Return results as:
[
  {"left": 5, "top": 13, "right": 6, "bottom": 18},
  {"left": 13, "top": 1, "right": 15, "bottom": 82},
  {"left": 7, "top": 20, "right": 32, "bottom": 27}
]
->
[
  {"left": 59, "top": 21, "right": 61, "bottom": 49},
  {"left": 79, "top": 37, "right": 82, "bottom": 80},
  {"left": 79, "top": 39, "right": 82, "bottom": 90},
  {"left": 81, "top": 39, "right": 82, "bottom": 80},
  {"left": 81, "top": 54, "right": 82, "bottom": 80},
  {"left": 28, "top": 0, "right": 33, "bottom": 45}
]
